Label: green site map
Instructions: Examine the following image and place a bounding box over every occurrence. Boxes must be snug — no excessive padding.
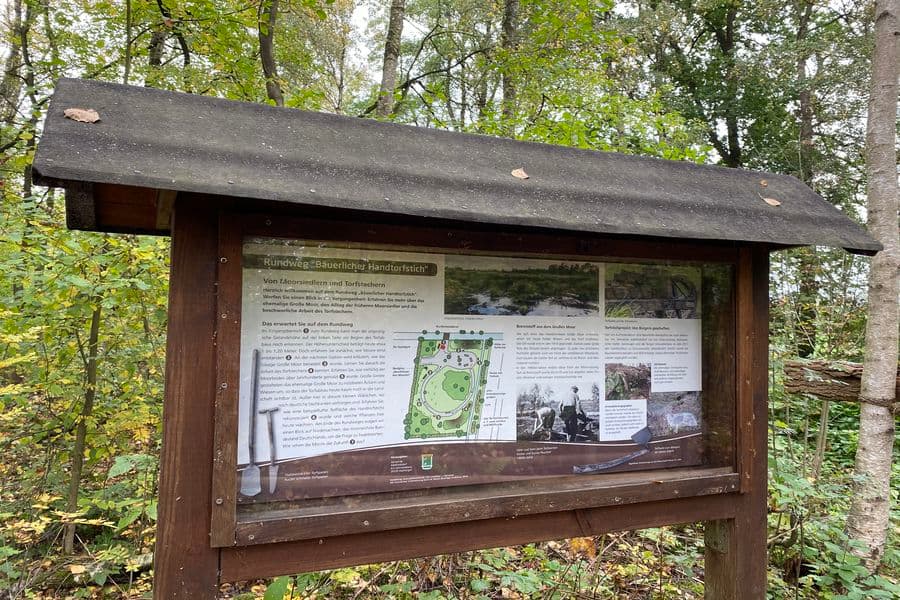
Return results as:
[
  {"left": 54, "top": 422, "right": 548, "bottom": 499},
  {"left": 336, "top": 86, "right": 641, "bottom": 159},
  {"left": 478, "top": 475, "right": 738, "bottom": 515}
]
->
[{"left": 404, "top": 331, "right": 493, "bottom": 440}]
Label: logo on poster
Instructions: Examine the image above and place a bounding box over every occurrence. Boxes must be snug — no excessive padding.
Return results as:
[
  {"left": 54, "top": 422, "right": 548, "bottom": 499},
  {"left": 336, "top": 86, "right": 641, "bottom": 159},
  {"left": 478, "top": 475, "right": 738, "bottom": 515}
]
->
[{"left": 421, "top": 454, "right": 433, "bottom": 471}]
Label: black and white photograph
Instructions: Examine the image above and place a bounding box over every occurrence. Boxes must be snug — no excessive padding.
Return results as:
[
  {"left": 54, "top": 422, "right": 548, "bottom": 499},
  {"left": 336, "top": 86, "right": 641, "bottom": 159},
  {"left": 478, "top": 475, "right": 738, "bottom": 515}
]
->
[{"left": 516, "top": 382, "right": 600, "bottom": 442}]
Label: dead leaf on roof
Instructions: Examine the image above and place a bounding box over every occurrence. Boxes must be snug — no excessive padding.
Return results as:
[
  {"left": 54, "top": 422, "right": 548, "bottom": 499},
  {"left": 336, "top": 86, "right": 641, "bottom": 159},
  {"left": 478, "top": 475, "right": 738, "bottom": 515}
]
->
[
  {"left": 64, "top": 108, "right": 100, "bottom": 123},
  {"left": 759, "top": 179, "right": 768, "bottom": 187},
  {"left": 759, "top": 193, "right": 781, "bottom": 206},
  {"left": 511, "top": 167, "right": 529, "bottom": 179}
]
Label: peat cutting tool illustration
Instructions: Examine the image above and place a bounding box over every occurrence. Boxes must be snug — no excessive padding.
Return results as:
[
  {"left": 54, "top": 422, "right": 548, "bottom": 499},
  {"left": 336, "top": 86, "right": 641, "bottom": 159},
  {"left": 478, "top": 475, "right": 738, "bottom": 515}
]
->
[
  {"left": 240, "top": 348, "right": 262, "bottom": 497},
  {"left": 571, "top": 426, "right": 653, "bottom": 474},
  {"left": 259, "top": 406, "right": 280, "bottom": 494}
]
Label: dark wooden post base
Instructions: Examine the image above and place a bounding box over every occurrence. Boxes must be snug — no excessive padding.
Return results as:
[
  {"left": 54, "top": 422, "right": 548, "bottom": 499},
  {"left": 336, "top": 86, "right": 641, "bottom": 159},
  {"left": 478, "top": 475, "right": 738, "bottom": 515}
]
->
[
  {"left": 153, "top": 199, "right": 220, "bottom": 598},
  {"left": 703, "top": 248, "right": 769, "bottom": 599}
]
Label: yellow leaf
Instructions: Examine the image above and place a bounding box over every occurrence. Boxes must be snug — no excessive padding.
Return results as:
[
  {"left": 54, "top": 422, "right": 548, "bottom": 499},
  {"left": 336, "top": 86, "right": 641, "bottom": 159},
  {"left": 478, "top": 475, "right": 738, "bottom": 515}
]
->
[
  {"left": 0, "top": 353, "right": 37, "bottom": 369},
  {"left": 511, "top": 167, "right": 529, "bottom": 179},
  {"left": 69, "top": 564, "right": 86, "bottom": 574},
  {"left": 568, "top": 536, "right": 597, "bottom": 558}
]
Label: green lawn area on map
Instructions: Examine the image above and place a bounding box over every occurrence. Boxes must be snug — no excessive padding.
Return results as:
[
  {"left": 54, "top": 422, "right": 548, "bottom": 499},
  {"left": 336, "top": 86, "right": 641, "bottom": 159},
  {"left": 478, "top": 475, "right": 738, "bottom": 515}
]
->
[{"left": 404, "top": 333, "right": 491, "bottom": 440}]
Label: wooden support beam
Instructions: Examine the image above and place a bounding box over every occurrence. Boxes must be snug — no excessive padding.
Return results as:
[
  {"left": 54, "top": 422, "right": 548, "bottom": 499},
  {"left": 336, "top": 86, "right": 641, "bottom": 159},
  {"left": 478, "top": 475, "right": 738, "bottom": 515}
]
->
[
  {"left": 64, "top": 182, "right": 97, "bottom": 230},
  {"left": 153, "top": 197, "right": 220, "bottom": 599},
  {"left": 156, "top": 189, "right": 177, "bottom": 231},
  {"left": 704, "top": 247, "right": 769, "bottom": 599},
  {"left": 221, "top": 494, "right": 738, "bottom": 581}
]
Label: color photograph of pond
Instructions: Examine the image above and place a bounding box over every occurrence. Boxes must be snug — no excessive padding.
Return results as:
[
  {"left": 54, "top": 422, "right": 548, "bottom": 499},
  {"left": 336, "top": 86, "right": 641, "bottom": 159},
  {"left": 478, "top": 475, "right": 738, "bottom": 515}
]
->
[{"left": 444, "top": 256, "right": 600, "bottom": 316}]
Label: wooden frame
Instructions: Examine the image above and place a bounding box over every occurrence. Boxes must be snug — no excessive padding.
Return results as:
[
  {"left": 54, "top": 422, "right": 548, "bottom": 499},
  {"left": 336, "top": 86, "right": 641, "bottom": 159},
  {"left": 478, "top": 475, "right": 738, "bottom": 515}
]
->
[
  {"left": 210, "top": 205, "right": 741, "bottom": 545},
  {"left": 154, "top": 195, "right": 768, "bottom": 599}
]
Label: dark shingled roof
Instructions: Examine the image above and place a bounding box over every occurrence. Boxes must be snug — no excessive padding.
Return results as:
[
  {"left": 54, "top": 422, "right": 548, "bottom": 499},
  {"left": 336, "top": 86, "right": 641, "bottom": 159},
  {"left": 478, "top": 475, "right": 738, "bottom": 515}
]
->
[{"left": 34, "top": 78, "right": 879, "bottom": 254}]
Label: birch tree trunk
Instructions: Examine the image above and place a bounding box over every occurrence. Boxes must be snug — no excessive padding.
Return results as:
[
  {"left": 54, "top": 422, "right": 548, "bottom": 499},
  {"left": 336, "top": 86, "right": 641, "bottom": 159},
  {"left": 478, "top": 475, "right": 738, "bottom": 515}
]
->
[
  {"left": 845, "top": 0, "right": 899, "bottom": 569},
  {"left": 376, "top": 0, "right": 405, "bottom": 117}
]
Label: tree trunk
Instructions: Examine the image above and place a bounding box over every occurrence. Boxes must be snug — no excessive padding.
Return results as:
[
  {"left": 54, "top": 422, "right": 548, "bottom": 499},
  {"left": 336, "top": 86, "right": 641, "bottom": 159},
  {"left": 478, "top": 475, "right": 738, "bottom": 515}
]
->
[
  {"left": 810, "top": 399, "right": 829, "bottom": 480},
  {"left": 719, "top": 4, "right": 741, "bottom": 167},
  {"left": 846, "top": 0, "right": 899, "bottom": 569},
  {"left": 376, "top": 0, "right": 405, "bottom": 117},
  {"left": 63, "top": 304, "right": 102, "bottom": 554},
  {"left": 793, "top": 1, "right": 818, "bottom": 359},
  {"left": 152, "top": 0, "right": 191, "bottom": 90},
  {"left": 258, "top": 0, "right": 284, "bottom": 106},
  {"left": 148, "top": 30, "right": 165, "bottom": 70},
  {"left": 124, "top": 0, "right": 132, "bottom": 85},
  {"left": 474, "top": 21, "right": 493, "bottom": 127},
  {"left": 18, "top": 0, "right": 35, "bottom": 199},
  {"left": 0, "top": 0, "right": 24, "bottom": 128},
  {"left": 500, "top": 0, "right": 520, "bottom": 128},
  {"left": 796, "top": 0, "right": 815, "bottom": 185}
]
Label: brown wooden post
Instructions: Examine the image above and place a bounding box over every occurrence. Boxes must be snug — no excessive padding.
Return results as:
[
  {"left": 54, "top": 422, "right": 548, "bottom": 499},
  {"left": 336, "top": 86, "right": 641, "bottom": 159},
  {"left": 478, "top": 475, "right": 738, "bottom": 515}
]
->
[
  {"left": 153, "top": 198, "right": 220, "bottom": 598},
  {"left": 704, "top": 246, "right": 768, "bottom": 598}
]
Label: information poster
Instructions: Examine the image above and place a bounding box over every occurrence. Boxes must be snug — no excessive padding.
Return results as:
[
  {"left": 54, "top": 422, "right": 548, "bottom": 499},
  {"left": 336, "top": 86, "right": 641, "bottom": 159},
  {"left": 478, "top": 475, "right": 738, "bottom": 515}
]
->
[{"left": 236, "top": 239, "right": 705, "bottom": 502}]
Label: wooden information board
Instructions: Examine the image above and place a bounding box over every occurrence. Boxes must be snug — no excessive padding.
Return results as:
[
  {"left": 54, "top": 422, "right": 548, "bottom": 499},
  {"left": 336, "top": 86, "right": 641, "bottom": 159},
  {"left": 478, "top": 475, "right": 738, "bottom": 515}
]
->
[{"left": 200, "top": 209, "right": 749, "bottom": 559}]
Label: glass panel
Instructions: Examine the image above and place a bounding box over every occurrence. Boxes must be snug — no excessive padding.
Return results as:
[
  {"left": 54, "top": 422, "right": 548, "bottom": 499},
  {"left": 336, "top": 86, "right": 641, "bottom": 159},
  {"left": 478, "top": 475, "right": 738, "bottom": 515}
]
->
[{"left": 235, "top": 237, "right": 735, "bottom": 503}]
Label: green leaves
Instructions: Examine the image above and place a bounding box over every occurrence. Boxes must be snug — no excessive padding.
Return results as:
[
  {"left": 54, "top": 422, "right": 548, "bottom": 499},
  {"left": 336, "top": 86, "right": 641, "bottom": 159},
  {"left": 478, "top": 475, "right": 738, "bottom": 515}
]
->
[
  {"left": 107, "top": 453, "right": 155, "bottom": 479},
  {"left": 262, "top": 576, "right": 291, "bottom": 600}
]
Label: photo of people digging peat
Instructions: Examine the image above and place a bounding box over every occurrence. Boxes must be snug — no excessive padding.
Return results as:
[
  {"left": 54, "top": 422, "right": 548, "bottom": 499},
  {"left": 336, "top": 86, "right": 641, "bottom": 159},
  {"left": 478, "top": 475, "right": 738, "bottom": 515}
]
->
[
  {"left": 515, "top": 382, "right": 600, "bottom": 442},
  {"left": 444, "top": 255, "right": 600, "bottom": 317}
]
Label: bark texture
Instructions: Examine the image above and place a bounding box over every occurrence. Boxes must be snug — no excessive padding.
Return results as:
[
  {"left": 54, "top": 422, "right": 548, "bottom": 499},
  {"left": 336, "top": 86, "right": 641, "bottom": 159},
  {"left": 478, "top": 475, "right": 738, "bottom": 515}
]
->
[
  {"left": 259, "top": 0, "right": 284, "bottom": 106},
  {"left": 784, "top": 359, "right": 900, "bottom": 403},
  {"left": 793, "top": 1, "right": 819, "bottom": 359},
  {"left": 717, "top": 3, "right": 741, "bottom": 168},
  {"left": 147, "top": 1, "right": 192, "bottom": 90},
  {"left": 376, "top": 0, "right": 405, "bottom": 117},
  {"left": 500, "top": 0, "right": 520, "bottom": 125},
  {"left": 0, "top": 0, "right": 24, "bottom": 127},
  {"left": 846, "top": 0, "right": 899, "bottom": 568},
  {"left": 64, "top": 305, "right": 102, "bottom": 554}
]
